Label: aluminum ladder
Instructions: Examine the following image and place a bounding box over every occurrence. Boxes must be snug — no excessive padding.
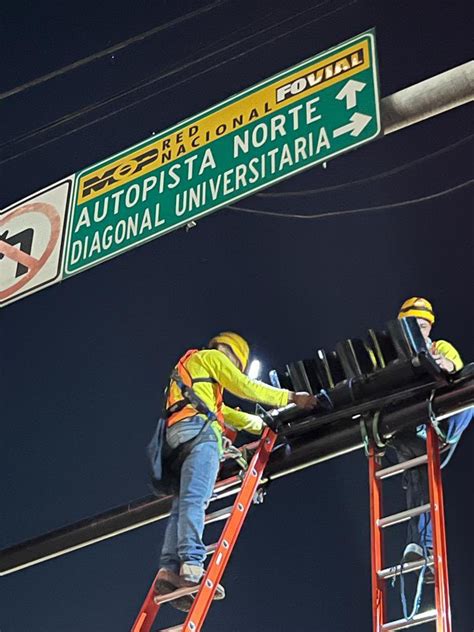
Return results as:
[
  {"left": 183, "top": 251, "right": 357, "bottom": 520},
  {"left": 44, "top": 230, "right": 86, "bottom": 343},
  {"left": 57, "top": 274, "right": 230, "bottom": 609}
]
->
[
  {"left": 131, "top": 426, "right": 277, "bottom": 632},
  {"left": 369, "top": 423, "right": 452, "bottom": 631}
]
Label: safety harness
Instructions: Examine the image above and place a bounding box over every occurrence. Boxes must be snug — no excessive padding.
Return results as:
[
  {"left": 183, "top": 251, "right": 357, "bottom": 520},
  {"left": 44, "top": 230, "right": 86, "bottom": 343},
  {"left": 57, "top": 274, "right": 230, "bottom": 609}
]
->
[
  {"left": 164, "top": 349, "right": 224, "bottom": 429},
  {"left": 152, "top": 349, "right": 229, "bottom": 494}
]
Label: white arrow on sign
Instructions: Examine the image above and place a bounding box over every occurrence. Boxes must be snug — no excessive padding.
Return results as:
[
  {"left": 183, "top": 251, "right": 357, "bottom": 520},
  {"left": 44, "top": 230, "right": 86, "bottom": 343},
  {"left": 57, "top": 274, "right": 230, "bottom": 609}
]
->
[
  {"left": 335, "top": 79, "right": 366, "bottom": 109},
  {"left": 333, "top": 112, "right": 372, "bottom": 138}
]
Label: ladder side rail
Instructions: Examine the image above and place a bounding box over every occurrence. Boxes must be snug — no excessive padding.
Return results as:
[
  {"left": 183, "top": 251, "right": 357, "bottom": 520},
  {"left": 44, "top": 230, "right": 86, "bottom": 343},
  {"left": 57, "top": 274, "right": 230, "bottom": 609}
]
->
[
  {"left": 426, "top": 425, "right": 452, "bottom": 632},
  {"left": 130, "top": 472, "right": 245, "bottom": 630},
  {"left": 131, "top": 568, "right": 162, "bottom": 632},
  {"left": 369, "top": 448, "right": 386, "bottom": 631},
  {"left": 182, "top": 427, "right": 277, "bottom": 632}
]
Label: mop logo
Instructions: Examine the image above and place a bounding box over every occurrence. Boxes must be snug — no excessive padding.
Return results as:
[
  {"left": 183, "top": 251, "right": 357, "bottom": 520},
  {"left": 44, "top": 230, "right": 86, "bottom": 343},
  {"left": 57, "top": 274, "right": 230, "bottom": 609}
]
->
[
  {"left": 275, "top": 47, "right": 366, "bottom": 103},
  {"left": 79, "top": 147, "right": 158, "bottom": 202}
]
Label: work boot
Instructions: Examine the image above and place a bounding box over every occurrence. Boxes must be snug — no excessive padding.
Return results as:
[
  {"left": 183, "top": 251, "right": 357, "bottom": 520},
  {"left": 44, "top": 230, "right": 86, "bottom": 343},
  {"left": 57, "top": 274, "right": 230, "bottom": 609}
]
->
[
  {"left": 154, "top": 568, "right": 180, "bottom": 596},
  {"left": 401, "top": 544, "right": 435, "bottom": 584},
  {"left": 402, "top": 543, "right": 424, "bottom": 564},
  {"left": 169, "top": 563, "right": 226, "bottom": 612}
]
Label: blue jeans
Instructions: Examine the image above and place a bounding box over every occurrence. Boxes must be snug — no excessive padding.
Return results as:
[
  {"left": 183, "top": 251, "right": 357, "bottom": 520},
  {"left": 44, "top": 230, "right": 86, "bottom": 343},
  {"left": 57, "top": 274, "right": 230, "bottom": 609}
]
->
[
  {"left": 394, "top": 408, "right": 472, "bottom": 549},
  {"left": 159, "top": 417, "right": 220, "bottom": 573}
]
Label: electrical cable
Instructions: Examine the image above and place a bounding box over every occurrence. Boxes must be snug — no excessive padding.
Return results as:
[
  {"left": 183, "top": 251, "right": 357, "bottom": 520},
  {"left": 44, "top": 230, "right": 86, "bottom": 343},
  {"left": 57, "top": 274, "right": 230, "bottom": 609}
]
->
[
  {"left": 257, "top": 134, "right": 474, "bottom": 197},
  {"left": 228, "top": 179, "right": 473, "bottom": 220},
  {"left": 400, "top": 563, "right": 427, "bottom": 621},
  {"left": 1, "top": 0, "right": 339, "bottom": 154},
  {"left": 0, "top": 1, "right": 326, "bottom": 151},
  {"left": 0, "top": 0, "right": 355, "bottom": 165},
  {"left": 0, "top": 0, "right": 230, "bottom": 101}
]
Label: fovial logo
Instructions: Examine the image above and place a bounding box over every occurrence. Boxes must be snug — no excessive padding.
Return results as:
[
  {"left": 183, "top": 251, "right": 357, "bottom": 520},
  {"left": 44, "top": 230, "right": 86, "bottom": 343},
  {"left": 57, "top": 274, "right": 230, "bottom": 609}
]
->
[{"left": 275, "top": 47, "right": 365, "bottom": 103}]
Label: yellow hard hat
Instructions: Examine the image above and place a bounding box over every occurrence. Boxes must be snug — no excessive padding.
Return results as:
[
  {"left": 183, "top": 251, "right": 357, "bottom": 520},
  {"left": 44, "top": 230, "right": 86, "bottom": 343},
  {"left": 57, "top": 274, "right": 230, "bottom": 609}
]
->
[
  {"left": 210, "top": 332, "right": 250, "bottom": 371},
  {"left": 398, "top": 297, "right": 435, "bottom": 325}
]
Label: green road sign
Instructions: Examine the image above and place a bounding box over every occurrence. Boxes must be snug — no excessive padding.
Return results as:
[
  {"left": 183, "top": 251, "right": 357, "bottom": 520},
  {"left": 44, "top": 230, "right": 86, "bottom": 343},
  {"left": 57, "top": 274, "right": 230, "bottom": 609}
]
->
[{"left": 64, "top": 31, "right": 380, "bottom": 276}]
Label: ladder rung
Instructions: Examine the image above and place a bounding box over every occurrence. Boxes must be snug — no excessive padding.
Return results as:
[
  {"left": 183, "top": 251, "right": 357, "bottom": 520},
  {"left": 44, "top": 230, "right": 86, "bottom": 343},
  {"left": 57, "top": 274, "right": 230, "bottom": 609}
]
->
[
  {"left": 206, "top": 542, "right": 218, "bottom": 556},
  {"left": 217, "top": 486, "right": 242, "bottom": 502},
  {"left": 377, "top": 503, "right": 431, "bottom": 529},
  {"left": 378, "top": 556, "right": 434, "bottom": 580},
  {"left": 154, "top": 584, "right": 199, "bottom": 605},
  {"left": 205, "top": 506, "right": 233, "bottom": 525},
  {"left": 214, "top": 475, "right": 242, "bottom": 492},
  {"left": 381, "top": 609, "right": 438, "bottom": 630},
  {"left": 376, "top": 455, "right": 428, "bottom": 479},
  {"left": 159, "top": 625, "right": 184, "bottom": 632}
]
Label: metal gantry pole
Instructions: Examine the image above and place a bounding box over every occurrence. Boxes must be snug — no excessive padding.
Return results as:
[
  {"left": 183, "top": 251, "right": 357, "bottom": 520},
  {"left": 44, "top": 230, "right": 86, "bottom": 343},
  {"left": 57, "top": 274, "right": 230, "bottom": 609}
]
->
[
  {"left": 368, "top": 448, "right": 386, "bottom": 631},
  {"left": 426, "top": 425, "right": 452, "bottom": 632},
  {"left": 1, "top": 377, "right": 472, "bottom": 577},
  {"left": 381, "top": 61, "right": 474, "bottom": 134}
]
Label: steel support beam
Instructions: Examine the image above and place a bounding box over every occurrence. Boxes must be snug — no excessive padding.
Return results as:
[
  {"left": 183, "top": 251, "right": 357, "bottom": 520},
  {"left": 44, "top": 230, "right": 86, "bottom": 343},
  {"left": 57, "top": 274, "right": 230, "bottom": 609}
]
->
[
  {"left": 381, "top": 61, "right": 474, "bottom": 134},
  {"left": 1, "top": 371, "right": 472, "bottom": 577}
]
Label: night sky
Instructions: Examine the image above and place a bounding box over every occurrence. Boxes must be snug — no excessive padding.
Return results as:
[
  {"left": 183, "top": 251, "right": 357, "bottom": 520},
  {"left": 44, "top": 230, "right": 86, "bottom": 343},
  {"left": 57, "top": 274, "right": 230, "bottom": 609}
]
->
[{"left": 1, "top": 1, "right": 473, "bottom": 631}]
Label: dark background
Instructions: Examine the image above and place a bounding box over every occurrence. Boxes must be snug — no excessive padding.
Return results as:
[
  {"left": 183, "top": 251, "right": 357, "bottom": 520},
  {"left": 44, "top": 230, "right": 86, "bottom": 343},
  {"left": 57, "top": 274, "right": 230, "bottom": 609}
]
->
[{"left": 1, "top": 1, "right": 472, "bottom": 630}]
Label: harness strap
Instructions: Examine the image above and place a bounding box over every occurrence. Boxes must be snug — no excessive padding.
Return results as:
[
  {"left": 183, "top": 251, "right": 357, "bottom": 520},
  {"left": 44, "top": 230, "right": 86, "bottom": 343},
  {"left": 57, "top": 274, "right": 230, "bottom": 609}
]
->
[
  {"left": 165, "top": 368, "right": 217, "bottom": 423},
  {"left": 165, "top": 376, "right": 216, "bottom": 417},
  {"left": 164, "top": 349, "right": 225, "bottom": 430}
]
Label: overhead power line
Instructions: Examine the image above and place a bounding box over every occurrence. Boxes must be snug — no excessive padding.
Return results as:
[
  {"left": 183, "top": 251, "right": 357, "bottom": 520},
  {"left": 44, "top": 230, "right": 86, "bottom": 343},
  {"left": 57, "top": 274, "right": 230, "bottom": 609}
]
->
[
  {"left": 1, "top": 1, "right": 328, "bottom": 152},
  {"left": 257, "top": 134, "right": 474, "bottom": 198},
  {"left": 228, "top": 179, "right": 473, "bottom": 220},
  {"left": 0, "top": 0, "right": 229, "bottom": 101},
  {"left": 0, "top": 0, "right": 355, "bottom": 165}
]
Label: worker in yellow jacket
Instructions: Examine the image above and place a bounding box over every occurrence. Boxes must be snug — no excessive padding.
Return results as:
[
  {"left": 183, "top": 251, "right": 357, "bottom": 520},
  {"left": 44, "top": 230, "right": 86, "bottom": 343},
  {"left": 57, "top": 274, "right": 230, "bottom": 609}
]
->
[
  {"left": 149, "top": 332, "right": 326, "bottom": 610},
  {"left": 394, "top": 297, "right": 472, "bottom": 580},
  {"left": 398, "top": 296, "right": 463, "bottom": 372}
]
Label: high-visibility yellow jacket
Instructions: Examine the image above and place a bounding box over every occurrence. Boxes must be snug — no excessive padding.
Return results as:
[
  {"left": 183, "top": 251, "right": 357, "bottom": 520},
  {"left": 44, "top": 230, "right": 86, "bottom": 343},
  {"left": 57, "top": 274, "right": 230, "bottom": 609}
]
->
[
  {"left": 166, "top": 349, "right": 290, "bottom": 435},
  {"left": 432, "top": 340, "right": 463, "bottom": 371}
]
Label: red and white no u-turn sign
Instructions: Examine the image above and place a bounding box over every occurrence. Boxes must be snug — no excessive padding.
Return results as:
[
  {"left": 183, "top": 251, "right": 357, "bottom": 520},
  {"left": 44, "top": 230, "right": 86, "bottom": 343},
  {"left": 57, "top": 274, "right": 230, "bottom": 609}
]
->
[{"left": 0, "top": 179, "right": 72, "bottom": 307}]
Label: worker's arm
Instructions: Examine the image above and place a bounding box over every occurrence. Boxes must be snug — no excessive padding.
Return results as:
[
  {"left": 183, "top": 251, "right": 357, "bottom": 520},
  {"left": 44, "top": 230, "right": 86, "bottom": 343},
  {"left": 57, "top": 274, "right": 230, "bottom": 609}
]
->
[
  {"left": 432, "top": 340, "right": 463, "bottom": 372},
  {"left": 221, "top": 404, "right": 264, "bottom": 435},
  {"left": 200, "top": 349, "right": 290, "bottom": 407}
]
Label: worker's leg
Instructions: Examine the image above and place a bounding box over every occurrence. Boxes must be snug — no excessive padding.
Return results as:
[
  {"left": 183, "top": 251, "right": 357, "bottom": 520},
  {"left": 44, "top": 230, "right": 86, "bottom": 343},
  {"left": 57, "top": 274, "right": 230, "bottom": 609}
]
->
[
  {"left": 159, "top": 496, "right": 180, "bottom": 573},
  {"left": 177, "top": 438, "right": 220, "bottom": 581},
  {"left": 155, "top": 496, "right": 182, "bottom": 595},
  {"left": 158, "top": 418, "right": 205, "bottom": 574},
  {"left": 155, "top": 417, "right": 218, "bottom": 598},
  {"left": 416, "top": 409, "right": 473, "bottom": 547},
  {"left": 160, "top": 417, "right": 204, "bottom": 573},
  {"left": 391, "top": 430, "right": 430, "bottom": 549},
  {"left": 418, "top": 408, "right": 473, "bottom": 546},
  {"left": 444, "top": 408, "right": 473, "bottom": 442}
]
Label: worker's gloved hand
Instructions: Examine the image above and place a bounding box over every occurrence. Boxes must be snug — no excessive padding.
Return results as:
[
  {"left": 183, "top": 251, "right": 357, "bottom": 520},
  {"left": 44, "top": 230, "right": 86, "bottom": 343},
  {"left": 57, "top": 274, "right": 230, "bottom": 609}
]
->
[
  {"left": 289, "top": 390, "right": 333, "bottom": 411},
  {"left": 289, "top": 391, "right": 319, "bottom": 409},
  {"left": 430, "top": 353, "right": 455, "bottom": 373},
  {"left": 263, "top": 415, "right": 282, "bottom": 433},
  {"left": 315, "top": 389, "right": 333, "bottom": 411}
]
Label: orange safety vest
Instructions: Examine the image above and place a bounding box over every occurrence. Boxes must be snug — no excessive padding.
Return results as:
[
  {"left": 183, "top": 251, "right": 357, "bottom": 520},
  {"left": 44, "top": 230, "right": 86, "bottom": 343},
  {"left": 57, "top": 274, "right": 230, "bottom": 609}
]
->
[{"left": 165, "top": 349, "right": 225, "bottom": 429}]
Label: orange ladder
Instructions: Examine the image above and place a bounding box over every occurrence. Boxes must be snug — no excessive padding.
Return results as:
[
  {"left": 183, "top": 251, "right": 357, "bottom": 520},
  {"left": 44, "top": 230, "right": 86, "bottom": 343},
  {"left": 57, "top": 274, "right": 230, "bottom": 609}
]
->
[
  {"left": 368, "top": 423, "right": 452, "bottom": 631},
  {"left": 132, "top": 426, "right": 277, "bottom": 632}
]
